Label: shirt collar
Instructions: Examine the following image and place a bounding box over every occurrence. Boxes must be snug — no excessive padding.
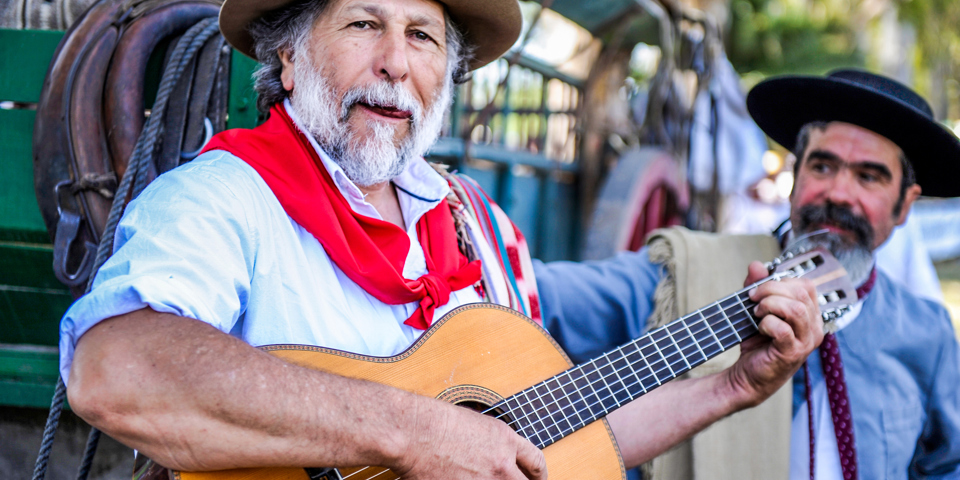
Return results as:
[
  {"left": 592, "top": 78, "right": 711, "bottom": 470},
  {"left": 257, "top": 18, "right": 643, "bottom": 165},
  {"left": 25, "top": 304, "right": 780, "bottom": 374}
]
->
[{"left": 283, "top": 100, "right": 451, "bottom": 229}]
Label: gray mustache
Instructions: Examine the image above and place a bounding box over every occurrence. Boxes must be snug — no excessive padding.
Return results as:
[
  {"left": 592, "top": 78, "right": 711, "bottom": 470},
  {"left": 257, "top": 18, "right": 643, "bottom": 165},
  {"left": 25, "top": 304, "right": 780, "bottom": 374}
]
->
[
  {"left": 796, "top": 202, "right": 875, "bottom": 248},
  {"left": 339, "top": 84, "right": 422, "bottom": 123}
]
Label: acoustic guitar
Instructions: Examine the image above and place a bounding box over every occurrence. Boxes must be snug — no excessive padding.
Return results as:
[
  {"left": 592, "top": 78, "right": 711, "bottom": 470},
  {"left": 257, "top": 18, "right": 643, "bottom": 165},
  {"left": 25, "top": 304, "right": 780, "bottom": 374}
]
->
[{"left": 170, "top": 247, "right": 855, "bottom": 480}]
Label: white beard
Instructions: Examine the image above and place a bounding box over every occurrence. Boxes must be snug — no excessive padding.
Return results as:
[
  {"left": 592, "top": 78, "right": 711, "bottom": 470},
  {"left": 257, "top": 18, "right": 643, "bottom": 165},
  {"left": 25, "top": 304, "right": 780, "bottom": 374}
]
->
[{"left": 289, "top": 53, "right": 453, "bottom": 187}]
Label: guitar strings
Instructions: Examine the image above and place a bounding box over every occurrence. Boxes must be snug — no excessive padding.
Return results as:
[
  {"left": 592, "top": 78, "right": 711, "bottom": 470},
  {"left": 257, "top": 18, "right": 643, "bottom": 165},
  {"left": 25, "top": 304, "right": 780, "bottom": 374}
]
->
[
  {"left": 510, "top": 295, "right": 758, "bottom": 440},
  {"left": 338, "top": 304, "right": 760, "bottom": 480},
  {"left": 498, "top": 297, "right": 761, "bottom": 448},
  {"left": 487, "top": 285, "right": 762, "bottom": 430}
]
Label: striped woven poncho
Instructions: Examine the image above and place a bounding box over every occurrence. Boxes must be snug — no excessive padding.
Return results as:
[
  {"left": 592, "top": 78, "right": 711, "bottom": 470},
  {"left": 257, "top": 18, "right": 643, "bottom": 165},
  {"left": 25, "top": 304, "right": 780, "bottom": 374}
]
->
[{"left": 433, "top": 166, "right": 542, "bottom": 324}]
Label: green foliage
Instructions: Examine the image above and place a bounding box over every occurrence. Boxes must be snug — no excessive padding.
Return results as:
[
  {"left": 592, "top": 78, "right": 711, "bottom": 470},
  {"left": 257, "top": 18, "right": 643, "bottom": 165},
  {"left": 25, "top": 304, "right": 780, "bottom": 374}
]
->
[
  {"left": 726, "top": 0, "right": 864, "bottom": 76},
  {"left": 897, "top": 0, "right": 960, "bottom": 119}
]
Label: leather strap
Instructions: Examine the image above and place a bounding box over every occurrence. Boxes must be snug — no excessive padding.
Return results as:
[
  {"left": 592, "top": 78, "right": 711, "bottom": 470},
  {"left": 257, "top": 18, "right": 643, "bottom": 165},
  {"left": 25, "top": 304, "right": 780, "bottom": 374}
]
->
[{"left": 33, "top": 0, "right": 228, "bottom": 296}]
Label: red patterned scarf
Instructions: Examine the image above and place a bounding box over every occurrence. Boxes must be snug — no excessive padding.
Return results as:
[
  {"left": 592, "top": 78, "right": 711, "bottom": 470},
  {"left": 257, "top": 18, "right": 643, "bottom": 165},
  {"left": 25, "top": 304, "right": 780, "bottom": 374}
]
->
[{"left": 201, "top": 104, "right": 481, "bottom": 329}]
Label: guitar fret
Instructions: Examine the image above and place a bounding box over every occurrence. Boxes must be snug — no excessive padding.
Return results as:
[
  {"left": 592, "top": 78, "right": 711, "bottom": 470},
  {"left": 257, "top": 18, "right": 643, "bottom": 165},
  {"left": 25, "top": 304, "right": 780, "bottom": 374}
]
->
[
  {"left": 543, "top": 377, "right": 575, "bottom": 439},
  {"left": 589, "top": 356, "right": 620, "bottom": 413},
  {"left": 583, "top": 363, "right": 609, "bottom": 420},
  {"left": 597, "top": 353, "right": 624, "bottom": 409},
  {"left": 530, "top": 387, "right": 556, "bottom": 446},
  {"left": 692, "top": 321, "right": 721, "bottom": 360},
  {"left": 512, "top": 390, "right": 541, "bottom": 445},
  {"left": 721, "top": 296, "right": 755, "bottom": 342},
  {"left": 735, "top": 293, "right": 760, "bottom": 334},
  {"left": 663, "top": 325, "right": 690, "bottom": 375},
  {"left": 667, "top": 320, "right": 699, "bottom": 370},
  {"left": 649, "top": 329, "right": 677, "bottom": 378},
  {"left": 717, "top": 300, "right": 742, "bottom": 343},
  {"left": 621, "top": 342, "right": 648, "bottom": 396},
  {"left": 561, "top": 371, "right": 587, "bottom": 428},
  {"left": 501, "top": 397, "right": 528, "bottom": 438},
  {"left": 605, "top": 351, "right": 634, "bottom": 405},
  {"left": 572, "top": 365, "right": 601, "bottom": 421},
  {"left": 636, "top": 337, "right": 661, "bottom": 391},
  {"left": 704, "top": 303, "right": 737, "bottom": 349},
  {"left": 698, "top": 310, "right": 725, "bottom": 355},
  {"left": 638, "top": 338, "right": 664, "bottom": 387},
  {"left": 534, "top": 383, "right": 563, "bottom": 442},
  {"left": 623, "top": 337, "right": 653, "bottom": 393},
  {"left": 678, "top": 317, "right": 708, "bottom": 365},
  {"left": 580, "top": 362, "right": 608, "bottom": 418}
]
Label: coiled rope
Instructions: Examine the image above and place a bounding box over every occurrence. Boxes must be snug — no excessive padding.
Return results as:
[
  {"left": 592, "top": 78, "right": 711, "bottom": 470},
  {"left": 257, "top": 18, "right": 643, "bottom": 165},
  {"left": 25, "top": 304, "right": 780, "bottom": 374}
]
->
[{"left": 32, "top": 16, "right": 222, "bottom": 480}]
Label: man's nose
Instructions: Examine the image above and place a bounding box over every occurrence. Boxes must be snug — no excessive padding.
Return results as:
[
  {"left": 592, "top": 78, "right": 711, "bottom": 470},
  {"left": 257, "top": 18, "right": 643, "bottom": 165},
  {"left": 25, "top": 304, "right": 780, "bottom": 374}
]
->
[
  {"left": 375, "top": 28, "right": 409, "bottom": 82},
  {"left": 824, "top": 168, "right": 857, "bottom": 206}
]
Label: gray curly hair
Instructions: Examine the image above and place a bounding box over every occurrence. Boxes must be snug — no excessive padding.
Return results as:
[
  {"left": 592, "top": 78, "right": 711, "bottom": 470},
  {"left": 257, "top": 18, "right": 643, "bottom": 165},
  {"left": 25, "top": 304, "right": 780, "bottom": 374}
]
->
[{"left": 247, "top": 0, "right": 472, "bottom": 114}]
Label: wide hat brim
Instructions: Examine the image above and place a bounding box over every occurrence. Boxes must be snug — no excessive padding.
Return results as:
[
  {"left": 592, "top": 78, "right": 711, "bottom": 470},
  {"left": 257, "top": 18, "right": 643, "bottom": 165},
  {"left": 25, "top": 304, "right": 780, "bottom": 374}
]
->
[
  {"left": 219, "top": 0, "right": 522, "bottom": 71},
  {"left": 747, "top": 74, "right": 960, "bottom": 197}
]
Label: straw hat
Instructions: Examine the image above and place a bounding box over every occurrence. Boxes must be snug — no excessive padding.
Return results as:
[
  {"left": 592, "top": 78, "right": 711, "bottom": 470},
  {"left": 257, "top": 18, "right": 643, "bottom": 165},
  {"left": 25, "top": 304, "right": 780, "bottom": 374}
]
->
[
  {"left": 219, "top": 0, "right": 522, "bottom": 71},
  {"left": 747, "top": 69, "right": 960, "bottom": 197}
]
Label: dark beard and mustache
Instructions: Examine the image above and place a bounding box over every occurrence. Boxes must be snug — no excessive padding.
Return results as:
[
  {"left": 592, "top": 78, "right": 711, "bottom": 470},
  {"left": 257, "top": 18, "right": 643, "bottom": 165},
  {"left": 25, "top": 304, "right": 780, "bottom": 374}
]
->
[
  {"left": 791, "top": 202, "right": 876, "bottom": 285},
  {"left": 289, "top": 50, "right": 453, "bottom": 187}
]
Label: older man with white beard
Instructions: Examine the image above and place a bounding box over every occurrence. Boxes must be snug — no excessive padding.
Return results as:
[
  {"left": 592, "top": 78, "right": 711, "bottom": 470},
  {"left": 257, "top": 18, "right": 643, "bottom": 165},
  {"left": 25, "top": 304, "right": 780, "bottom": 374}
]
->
[{"left": 56, "top": 0, "right": 825, "bottom": 478}]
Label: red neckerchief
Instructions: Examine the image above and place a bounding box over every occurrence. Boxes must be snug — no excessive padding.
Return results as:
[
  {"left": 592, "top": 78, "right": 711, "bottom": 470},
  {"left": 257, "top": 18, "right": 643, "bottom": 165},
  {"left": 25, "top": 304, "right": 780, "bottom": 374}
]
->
[{"left": 200, "top": 104, "right": 481, "bottom": 330}]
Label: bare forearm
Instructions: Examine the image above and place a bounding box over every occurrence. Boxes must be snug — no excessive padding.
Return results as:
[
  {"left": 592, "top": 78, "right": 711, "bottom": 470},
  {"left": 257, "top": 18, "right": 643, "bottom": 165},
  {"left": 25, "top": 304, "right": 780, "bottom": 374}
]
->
[
  {"left": 606, "top": 372, "right": 745, "bottom": 468},
  {"left": 68, "top": 308, "right": 423, "bottom": 471}
]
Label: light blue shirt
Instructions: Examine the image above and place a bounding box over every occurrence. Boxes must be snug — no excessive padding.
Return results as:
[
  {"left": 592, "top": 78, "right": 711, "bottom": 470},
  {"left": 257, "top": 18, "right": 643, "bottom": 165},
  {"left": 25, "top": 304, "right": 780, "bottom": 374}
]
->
[{"left": 58, "top": 106, "right": 484, "bottom": 384}]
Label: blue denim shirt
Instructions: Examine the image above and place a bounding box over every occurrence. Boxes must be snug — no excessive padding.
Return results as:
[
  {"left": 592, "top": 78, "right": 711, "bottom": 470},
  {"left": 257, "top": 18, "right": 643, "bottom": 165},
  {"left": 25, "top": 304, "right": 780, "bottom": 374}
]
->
[
  {"left": 792, "top": 271, "right": 960, "bottom": 479},
  {"left": 534, "top": 251, "right": 960, "bottom": 479}
]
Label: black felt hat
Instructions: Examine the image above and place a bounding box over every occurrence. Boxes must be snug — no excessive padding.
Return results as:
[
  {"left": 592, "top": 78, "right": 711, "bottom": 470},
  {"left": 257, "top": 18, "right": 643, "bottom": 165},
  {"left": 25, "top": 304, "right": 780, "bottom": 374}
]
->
[{"left": 747, "top": 69, "right": 960, "bottom": 197}]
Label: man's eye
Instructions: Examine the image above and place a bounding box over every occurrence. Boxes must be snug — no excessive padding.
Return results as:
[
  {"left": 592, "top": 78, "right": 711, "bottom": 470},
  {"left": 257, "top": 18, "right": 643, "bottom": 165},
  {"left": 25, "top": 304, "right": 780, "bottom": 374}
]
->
[
  {"left": 412, "top": 31, "right": 432, "bottom": 42},
  {"left": 351, "top": 21, "right": 371, "bottom": 29},
  {"left": 859, "top": 172, "right": 879, "bottom": 183},
  {"left": 810, "top": 162, "right": 831, "bottom": 174}
]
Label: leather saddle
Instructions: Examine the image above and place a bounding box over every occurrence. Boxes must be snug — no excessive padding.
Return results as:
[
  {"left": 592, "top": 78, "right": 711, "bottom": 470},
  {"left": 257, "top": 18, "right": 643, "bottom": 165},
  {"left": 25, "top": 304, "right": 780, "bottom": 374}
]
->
[{"left": 33, "top": 0, "right": 230, "bottom": 296}]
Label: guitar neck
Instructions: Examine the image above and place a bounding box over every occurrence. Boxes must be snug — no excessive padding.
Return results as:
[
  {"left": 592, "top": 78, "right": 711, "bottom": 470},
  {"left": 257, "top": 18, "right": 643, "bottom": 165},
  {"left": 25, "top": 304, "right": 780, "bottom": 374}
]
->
[{"left": 496, "top": 285, "right": 762, "bottom": 449}]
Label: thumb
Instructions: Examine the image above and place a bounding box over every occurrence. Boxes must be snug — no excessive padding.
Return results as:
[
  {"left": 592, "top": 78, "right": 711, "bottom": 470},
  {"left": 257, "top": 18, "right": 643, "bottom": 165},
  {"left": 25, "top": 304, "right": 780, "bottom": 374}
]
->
[
  {"left": 515, "top": 439, "right": 547, "bottom": 479},
  {"left": 744, "top": 261, "right": 769, "bottom": 287}
]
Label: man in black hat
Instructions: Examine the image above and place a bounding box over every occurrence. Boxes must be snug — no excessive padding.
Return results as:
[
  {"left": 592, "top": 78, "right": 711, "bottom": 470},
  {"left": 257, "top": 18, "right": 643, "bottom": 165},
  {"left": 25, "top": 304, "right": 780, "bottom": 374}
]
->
[
  {"left": 537, "top": 69, "right": 960, "bottom": 479},
  {"left": 745, "top": 69, "right": 960, "bottom": 479}
]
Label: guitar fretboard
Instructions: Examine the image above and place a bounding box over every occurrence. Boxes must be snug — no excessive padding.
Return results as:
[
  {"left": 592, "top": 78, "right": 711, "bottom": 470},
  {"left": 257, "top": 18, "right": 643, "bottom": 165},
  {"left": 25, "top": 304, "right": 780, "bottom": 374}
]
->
[{"left": 494, "top": 287, "right": 761, "bottom": 449}]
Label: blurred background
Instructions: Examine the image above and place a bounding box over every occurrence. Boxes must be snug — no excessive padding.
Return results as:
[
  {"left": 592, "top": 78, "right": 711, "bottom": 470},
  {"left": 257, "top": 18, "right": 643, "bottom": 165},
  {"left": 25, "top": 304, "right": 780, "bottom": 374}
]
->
[
  {"left": 1, "top": 0, "right": 959, "bottom": 477},
  {"left": 435, "top": 0, "right": 960, "bottom": 332}
]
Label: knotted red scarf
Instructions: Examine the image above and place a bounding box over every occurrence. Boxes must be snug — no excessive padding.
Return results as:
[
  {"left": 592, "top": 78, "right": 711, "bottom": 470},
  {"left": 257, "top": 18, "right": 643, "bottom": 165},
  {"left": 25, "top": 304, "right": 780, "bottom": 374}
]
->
[{"left": 201, "top": 104, "right": 481, "bottom": 329}]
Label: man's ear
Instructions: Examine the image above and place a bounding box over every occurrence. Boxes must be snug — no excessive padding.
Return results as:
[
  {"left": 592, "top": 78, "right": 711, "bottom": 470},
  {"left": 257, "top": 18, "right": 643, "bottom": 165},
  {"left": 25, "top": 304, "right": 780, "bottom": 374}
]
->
[
  {"left": 895, "top": 183, "right": 922, "bottom": 226},
  {"left": 787, "top": 153, "right": 799, "bottom": 201},
  {"left": 279, "top": 48, "right": 295, "bottom": 92}
]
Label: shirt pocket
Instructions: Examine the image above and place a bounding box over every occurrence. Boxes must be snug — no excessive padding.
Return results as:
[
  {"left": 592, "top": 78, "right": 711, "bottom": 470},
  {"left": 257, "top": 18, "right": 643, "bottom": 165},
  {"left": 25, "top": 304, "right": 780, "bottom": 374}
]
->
[{"left": 882, "top": 402, "right": 923, "bottom": 479}]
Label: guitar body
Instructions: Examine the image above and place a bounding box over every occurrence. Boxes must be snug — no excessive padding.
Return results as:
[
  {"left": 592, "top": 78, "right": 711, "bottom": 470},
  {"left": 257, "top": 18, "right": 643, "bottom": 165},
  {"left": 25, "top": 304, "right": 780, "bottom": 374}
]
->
[{"left": 173, "top": 303, "right": 626, "bottom": 480}]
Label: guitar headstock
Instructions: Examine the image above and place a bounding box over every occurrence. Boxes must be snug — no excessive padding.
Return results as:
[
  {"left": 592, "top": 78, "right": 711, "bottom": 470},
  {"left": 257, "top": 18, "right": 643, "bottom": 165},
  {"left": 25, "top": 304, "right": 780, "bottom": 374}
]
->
[{"left": 765, "top": 247, "right": 857, "bottom": 325}]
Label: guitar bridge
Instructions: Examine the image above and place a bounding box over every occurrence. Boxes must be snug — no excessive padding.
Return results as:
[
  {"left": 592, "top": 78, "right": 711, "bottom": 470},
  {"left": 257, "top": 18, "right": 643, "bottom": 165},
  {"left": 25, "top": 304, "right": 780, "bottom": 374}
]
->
[{"left": 305, "top": 467, "right": 344, "bottom": 480}]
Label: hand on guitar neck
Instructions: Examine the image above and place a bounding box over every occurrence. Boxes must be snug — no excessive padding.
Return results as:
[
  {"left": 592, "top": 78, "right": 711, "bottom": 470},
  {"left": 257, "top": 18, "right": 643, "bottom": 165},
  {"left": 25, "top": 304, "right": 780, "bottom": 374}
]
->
[
  {"left": 607, "top": 259, "right": 824, "bottom": 467},
  {"left": 728, "top": 260, "right": 825, "bottom": 406}
]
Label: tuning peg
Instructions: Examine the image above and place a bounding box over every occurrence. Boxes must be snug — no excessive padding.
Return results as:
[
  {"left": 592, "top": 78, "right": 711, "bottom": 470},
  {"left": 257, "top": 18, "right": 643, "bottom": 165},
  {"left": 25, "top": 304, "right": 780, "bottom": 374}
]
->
[
  {"left": 821, "top": 305, "right": 853, "bottom": 324},
  {"left": 764, "top": 257, "right": 781, "bottom": 273}
]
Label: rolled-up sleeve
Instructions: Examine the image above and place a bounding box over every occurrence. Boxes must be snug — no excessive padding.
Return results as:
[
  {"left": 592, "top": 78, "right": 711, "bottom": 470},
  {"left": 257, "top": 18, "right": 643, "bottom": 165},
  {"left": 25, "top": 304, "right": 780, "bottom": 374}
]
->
[
  {"left": 58, "top": 152, "right": 256, "bottom": 384},
  {"left": 533, "top": 248, "right": 663, "bottom": 364}
]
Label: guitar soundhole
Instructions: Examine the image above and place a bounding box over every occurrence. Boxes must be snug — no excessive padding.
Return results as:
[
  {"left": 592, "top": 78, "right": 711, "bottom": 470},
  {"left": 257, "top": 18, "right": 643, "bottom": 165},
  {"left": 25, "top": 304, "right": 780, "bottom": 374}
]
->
[
  {"left": 458, "top": 400, "right": 519, "bottom": 434},
  {"left": 439, "top": 386, "right": 517, "bottom": 433},
  {"left": 304, "top": 467, "right": 343, "bottom": 479}
]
